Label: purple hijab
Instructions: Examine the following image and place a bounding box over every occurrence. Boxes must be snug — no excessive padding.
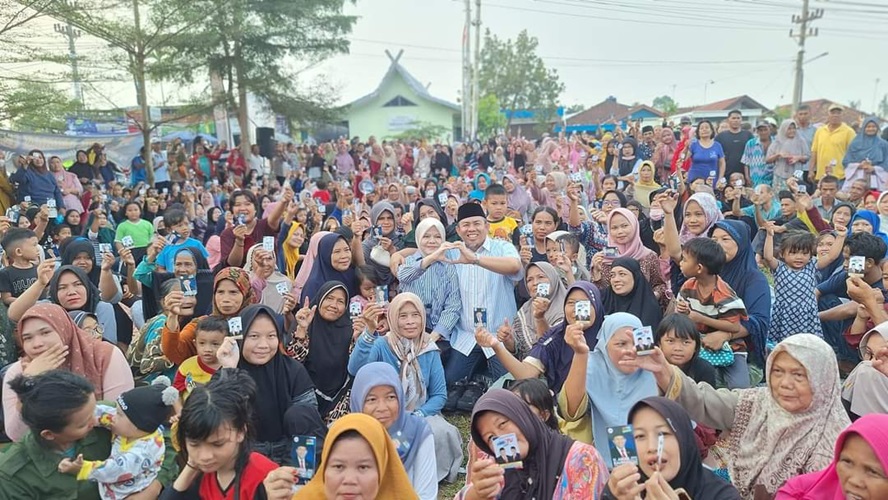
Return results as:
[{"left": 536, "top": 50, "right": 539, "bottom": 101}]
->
[{"left": 527, "top": 281, "right": 604, "bottom": 393}]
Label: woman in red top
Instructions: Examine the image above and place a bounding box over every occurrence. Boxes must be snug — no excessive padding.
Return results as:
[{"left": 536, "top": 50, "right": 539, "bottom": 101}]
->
[{"left": 162, "top": 368, "right": 278, "bottom": 500}]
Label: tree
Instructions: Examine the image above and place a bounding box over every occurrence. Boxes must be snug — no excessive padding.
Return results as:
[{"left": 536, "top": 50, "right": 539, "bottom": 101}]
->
[
  {"left": 849, "top": 100, "right": 862, "bottom": 111},
  {"left": 42, "top": 0, "right": 213, "bottom": 184},
  {"left": 479, "top": 29, "right": 564, "bottom": 131},
  {"left": 389, "top": 122, "right": 450, "bottom": 142},
  {"left": 652, "top": 95, "right": 679, "bottom": 115},
  {"left": 158, "top": 0, "right": 356, "bottom": 157},
  {"left": 5, "top": 81, "right": 79, "bottom": 132},
  {"left": 878, "top": 94, "right": 888, "bottom": 119},
  {"left": 477, "top": 93, "right": 505, "bottom": 138}
]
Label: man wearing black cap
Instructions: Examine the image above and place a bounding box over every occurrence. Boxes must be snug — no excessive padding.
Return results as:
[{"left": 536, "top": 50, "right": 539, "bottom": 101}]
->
[
  {"left": 638, "top": 125, "right": 656, "bottom": 161},
  {"left": 443, "top": 203, "right": 523, "bottom": 388}
]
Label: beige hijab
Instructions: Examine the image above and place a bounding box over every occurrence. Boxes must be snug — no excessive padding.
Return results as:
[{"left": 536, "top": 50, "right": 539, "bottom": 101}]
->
[
  {"left": 385, "top": 292, "right": 437, "bottom": 412},
  {"left": 728, "top": 334, "right": 850, "bottom": 498}
]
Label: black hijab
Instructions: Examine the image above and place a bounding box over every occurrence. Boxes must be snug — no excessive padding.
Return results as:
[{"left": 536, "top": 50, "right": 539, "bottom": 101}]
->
[
  {"left": 628, "top": 397, "right": 740, "bottom": 500},
  {"left": 237, "top": 304, "right": 315, "bottom": 443},
  {"left": 302, "top": 281, "right": 353, "bottom": 397},
  {"left": 60, "top": 237, "right": 100, "bottom": 286},
  {"left": 49, "top": 265, "right": 99, "bottom": 312},
  {"left": 142, "top": 247, "right": 214, "bottom": 321},
  {"left": 600, "top": 257, "right": 663, "bottom": 330},
  {"left": 299, "top": 234, "right": 357, "bottom": 304},
  {"left": 618, "top": 137, "right": 638, "bottom": 177},
  {"left": 471, "top": 389, "right": 575, "bottom": 500}
]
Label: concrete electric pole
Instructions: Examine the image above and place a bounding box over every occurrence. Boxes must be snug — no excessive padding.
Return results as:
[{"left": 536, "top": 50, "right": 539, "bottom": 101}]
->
[
  {"left": 471, "top": 0, "right": 481, "bottom": 141},
  {"left": 54, "top": 20, "right": 83, "bottom": 106},
  {"left": 790, "top": 0, "right": 823, "bottom": 113},
  {"left": 462, "top": 0, "right": 471, "bottom": 141}
]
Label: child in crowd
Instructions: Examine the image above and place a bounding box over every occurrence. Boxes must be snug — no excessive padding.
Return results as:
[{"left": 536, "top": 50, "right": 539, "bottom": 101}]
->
[
  {"left": 485, "top": 184, "right": 519, "bottom": 243},
  {"left": 677, "top": 237, "right": 749, "bottom": 388},
  {"left": 0, "top": 228, "right": 40, "bottom": 304},
  {"left": 545, "top": 231, "right": 589, "bottom": 285},
  {"left": 173, "top": 316, "right": 228, "bottom": 400},
  {"left": 655, "top": 313, "right": 716, "bottom": 387},
  {"left": 764, "top": 227, "right": 843, "bottom": 343},
  {"left": 49, "top": 223, "right": 73, "bottom": 256},
  {"left": 154, "top": 208, "right": 208, "bottom": 272},
  {"left": 352, "top": 264, "right": 380, "bottom": 311},
  {"left": 58, "top": 377, "right": 178, "bottom": 500}
]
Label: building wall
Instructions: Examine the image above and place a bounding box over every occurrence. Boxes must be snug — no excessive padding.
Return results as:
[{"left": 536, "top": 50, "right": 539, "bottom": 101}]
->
[{"left": 346, "top": 75, "right": 457, "bottom": 141}]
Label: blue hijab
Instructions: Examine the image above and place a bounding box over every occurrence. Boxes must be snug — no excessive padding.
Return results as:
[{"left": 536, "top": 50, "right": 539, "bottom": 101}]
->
[
  {"left": 469, "top": 172, "right": 491, "bottom": 200},
  {"left": 349, "top": 362, "right": 432, "bottom": 472},
  {"left": 532, "top": 281, "right": 604, "bottom": 393},
  {"left": 300, "top": 233, "right": 357, "bottom": 303},
  {"left": 710, "top": 220, "right": 770, "bottom": 365},
  {"left": 851, "top": 210, "right": 888, "bottom": 250},
  {"left": 844, "top": 117, "right": 888, "bottom": 167},
  {"left": 585, "top": 312, "right": 657, "bottom": 466}
]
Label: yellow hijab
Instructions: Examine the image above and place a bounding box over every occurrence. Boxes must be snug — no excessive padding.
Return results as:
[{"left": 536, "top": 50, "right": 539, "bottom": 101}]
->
[
  {"left": 295, "top": 413, "right": 418, "bottom": 499},
  {"left": 282, "top": 223, "right": 303, "bottom": 280}
]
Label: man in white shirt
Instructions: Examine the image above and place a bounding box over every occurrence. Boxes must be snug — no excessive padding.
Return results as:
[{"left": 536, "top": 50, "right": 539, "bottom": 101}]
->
[{"left": 150, "top": 139, "right": 170, "bottom": 192}]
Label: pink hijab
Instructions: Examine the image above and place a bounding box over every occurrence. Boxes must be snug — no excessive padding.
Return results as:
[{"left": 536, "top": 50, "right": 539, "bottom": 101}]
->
[
  {"left": 604, "top": 208, "right": 655, "bottom": 263},
  {"left": 293, "top": 230, "right": 332, "bottom": 300},
  {"left": 775, "top": 413, "right": 888, "bottom": 500}
]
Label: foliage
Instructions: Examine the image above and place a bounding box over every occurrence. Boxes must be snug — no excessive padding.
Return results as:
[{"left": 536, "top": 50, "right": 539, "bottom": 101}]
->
[
  {"left": 479, "top": 29, "right": 564, "bottom": 129},
  {"left": 155, "top": 0, "right": 356, "bottom": 150},
  {"left": 652, "top": 95, "right": 679, "bottom": 115},
  {"left": 477, "top": 93, "right": 505, "bottom": 138},
  {"left": 849, "top": 99, "right": 862, "bottom": 111},
  {"left": 4, "top": 81, "right": 79, "bottom": 132},
  {"left": 878, "top": 95, "right": 888, "bottom": 119},
  {"left": 388, "top": 121, "right": 449, "bottom": 142}
]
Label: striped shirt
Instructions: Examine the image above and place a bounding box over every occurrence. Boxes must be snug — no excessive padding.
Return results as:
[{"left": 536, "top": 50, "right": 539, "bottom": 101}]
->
[
  {"left": 397, "top": 254, "right": 463, "bottom": 340},
  {"left": 448, "top": 238, "right": 524, "bottom": 358},
  {"left": 678, "top": 276, "right": 747, "bottom": 335}
]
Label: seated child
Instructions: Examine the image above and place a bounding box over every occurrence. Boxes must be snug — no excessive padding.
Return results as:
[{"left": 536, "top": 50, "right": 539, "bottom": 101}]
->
[
  {"left": 173, "top": 316, "right": 228, "bottom": 401},
  {"left": 655, "top": 313, "right": 716, "bottom": 387},
  {"left": 58, "top": 376, "right": 177, "bottom": 500},
  {"left": 0, "top": 228, "right": 40, "bottom": 305},
  {"left": 677, "top": 237, "right": 749, "bottom": 389}
]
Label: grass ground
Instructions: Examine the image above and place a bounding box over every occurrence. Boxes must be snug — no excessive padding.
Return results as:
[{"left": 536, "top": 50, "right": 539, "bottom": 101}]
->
[{"left": 438, "top": 413, "right": 472, "bottom": 499}]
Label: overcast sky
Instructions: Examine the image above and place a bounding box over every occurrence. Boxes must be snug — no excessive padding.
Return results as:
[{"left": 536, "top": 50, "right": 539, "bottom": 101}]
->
[
  {"left": 11, "top": 0, "right": 888, "bottom": 116},
  {"left": 307, "top": 0, "right": 888, "bottom": 114}
]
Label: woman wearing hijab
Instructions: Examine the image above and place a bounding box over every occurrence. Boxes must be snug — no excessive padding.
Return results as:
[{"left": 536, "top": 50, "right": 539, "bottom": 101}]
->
[
  {"left": 842, "top": 322, "right": 888, "bottom": 419},
  {"left": 660, "top": 191, "right": 724, "bottom": 291},
  {"left": 850, "top": 210, "right": 888, "bottom": 249},
  {"left": 560, "top": 312, "right": 658, "bottom": 465},
  {"left": 2, "top": 303, "right": 133, "bottom": 442},
  {"left": 631, "top": 160, "right": 661, "bottom": 210},
  {"left": 605, "top": 397, "right": 741, "bottom": 500},
  {"left": 348, "top": 363, "right": 436, "bottom": 499},
  {"left": 288, "top": 281, "right": 354, "bottom": 424},
  {"left": 216, "top": 304, "right": 325, "bottom": 465},
  {"left": 278, "top": 221, "right": 306, "bottom": 279},
  {"left": 600, "top": 258, "right": 664, "bottom": 330},
  {"left": 652, "top": 128, "right": 678, "bottom": 180},
  {"left": 776, "top": 413, "right": 888, "bottom": 499},
  {"left": 531, "top": 171, "right": 569, "bottom": 221},
  {"left": 508, "top": 262, "right": 568, "bottom": 361},
  {"left": 617, "top": 138, "right": 641, "bottom": 188},
  {"left": 135, "top": 246, "right": 214, "bottom": 321},
  {"left": 670, "top": 126, "right": 694, "bottom": 175},
  {"left": 400, "top": 198, "right": 459, "bottom": 250},
  {"left": 457, "top": 389, "right": 608, "bottom": 500},
  {"left": 477, "top": 282, "right": 604, "bottom": 394},
  {"left": 361, "top": 201, "right": 403, "bottom": 286},
  {"left": 468, "top": 172, "right": 491, "bottom": 201},
  {"left": 634, "top": 334, "right": 850, "bottom": 498},
  {"left": 292, "top": 230, "right": 331, "bottom": 300},
  {"left": 592, "top": 207, "right": 670, "bottom": 309},
  {"left": 244, "top": 243, "right": 294, "bottom": 314},
  {"left": 58, "top": 237, "right": 119, "bottom": 300},
  {"left": 300, "top": 233, "right": 357, "bottom": 304},
  {"left": 127, "top": 278, "right": 183, "bottom": 384},
  {"left": 843, "top": 117, "right": 888, "bottom": 191},
  {"left": 767, "top": 119, "right": 811, "bottom": 192},
  {"left": 268, "top": 413, "right": 417, "bottom": 499},
  {"left": 8, "top": 150, "right": 65, "bottom": 209},
  {"left": 162, "top": 267, "right": 255, "bottom": 365}
]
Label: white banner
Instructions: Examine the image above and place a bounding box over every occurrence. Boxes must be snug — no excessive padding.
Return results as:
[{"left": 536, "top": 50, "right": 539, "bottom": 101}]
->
[{"left": 0, "top": 129, "right": 144, "bottom": 172}]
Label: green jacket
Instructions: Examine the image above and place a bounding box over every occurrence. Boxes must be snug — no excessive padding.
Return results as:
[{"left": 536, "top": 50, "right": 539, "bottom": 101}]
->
[{"left": 0, "top": 424, "right": 178, "bottom": 499}]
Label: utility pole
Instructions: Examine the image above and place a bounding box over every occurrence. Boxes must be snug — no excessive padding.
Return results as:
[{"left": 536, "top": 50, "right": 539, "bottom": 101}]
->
[
  {"left": 471, "top": 0, "right": 481, "bottom": 141},
  {"left": 53, "top": 5, "right": 83, "bottom": 107},
  {"left": 462, "top": 0, "right": 471, "bottom": 141},
  {"left": 790, "top": 0, "right": 823, "bottom": 113}
]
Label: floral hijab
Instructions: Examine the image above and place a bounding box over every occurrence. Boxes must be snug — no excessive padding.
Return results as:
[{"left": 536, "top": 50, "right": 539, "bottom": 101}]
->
[{"left": 212, "top": 267, "right": 255, "bottom": 317}]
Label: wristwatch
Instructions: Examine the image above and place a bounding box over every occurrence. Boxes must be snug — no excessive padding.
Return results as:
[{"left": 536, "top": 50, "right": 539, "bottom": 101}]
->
[{"left": 473, "top": 253, "right": 481, "bottom": 266}]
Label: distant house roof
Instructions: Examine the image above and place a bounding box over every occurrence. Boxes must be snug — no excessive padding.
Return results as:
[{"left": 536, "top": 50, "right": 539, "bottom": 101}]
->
[
  {"left": 675, "top": 95, "right": 770, "bottom": 115},
  {"left": 774, "top": 98, "right": 881, "bottom": 126},
  {"left": 567, "top": 97, "right": 663, "bottom": 126},
  {"left": 347, "top": 50, "right": 459, "bottom": 112}
]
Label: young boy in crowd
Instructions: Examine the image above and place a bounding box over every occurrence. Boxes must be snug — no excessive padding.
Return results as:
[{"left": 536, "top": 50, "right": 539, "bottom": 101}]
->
[
  {"left": 173, "top": 316, "right": 228, "bottom": 401},
  {"left": 154, "top": 207, "right": 208, "bottom": 272},
  {"left": 58, "top": 377, "right": 178, "bottom": 500},
  {"left": 484, "top": 184, "right": 519, "bottom": 243},
  {"left": 677, "top": 237, "right": 749, "bottom": 388},
  {"left": 0, "top": 228, "right": 41, "bottom": 305}
]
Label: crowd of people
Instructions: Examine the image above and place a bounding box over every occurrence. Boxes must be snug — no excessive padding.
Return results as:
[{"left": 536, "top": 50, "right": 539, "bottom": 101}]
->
[{"left": 0, "top": 103, "right": 885, "bottom": 499}]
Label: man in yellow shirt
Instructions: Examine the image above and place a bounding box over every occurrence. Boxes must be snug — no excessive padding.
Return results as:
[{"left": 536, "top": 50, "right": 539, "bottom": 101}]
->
[{"left": 808, "top": 103, "right": 856, "bottom": 181}]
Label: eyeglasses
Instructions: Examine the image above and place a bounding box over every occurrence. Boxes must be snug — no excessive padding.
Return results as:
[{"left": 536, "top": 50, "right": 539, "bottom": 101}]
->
[{"left": 602, "top": 200, "right": 621, "bottom": 207}]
